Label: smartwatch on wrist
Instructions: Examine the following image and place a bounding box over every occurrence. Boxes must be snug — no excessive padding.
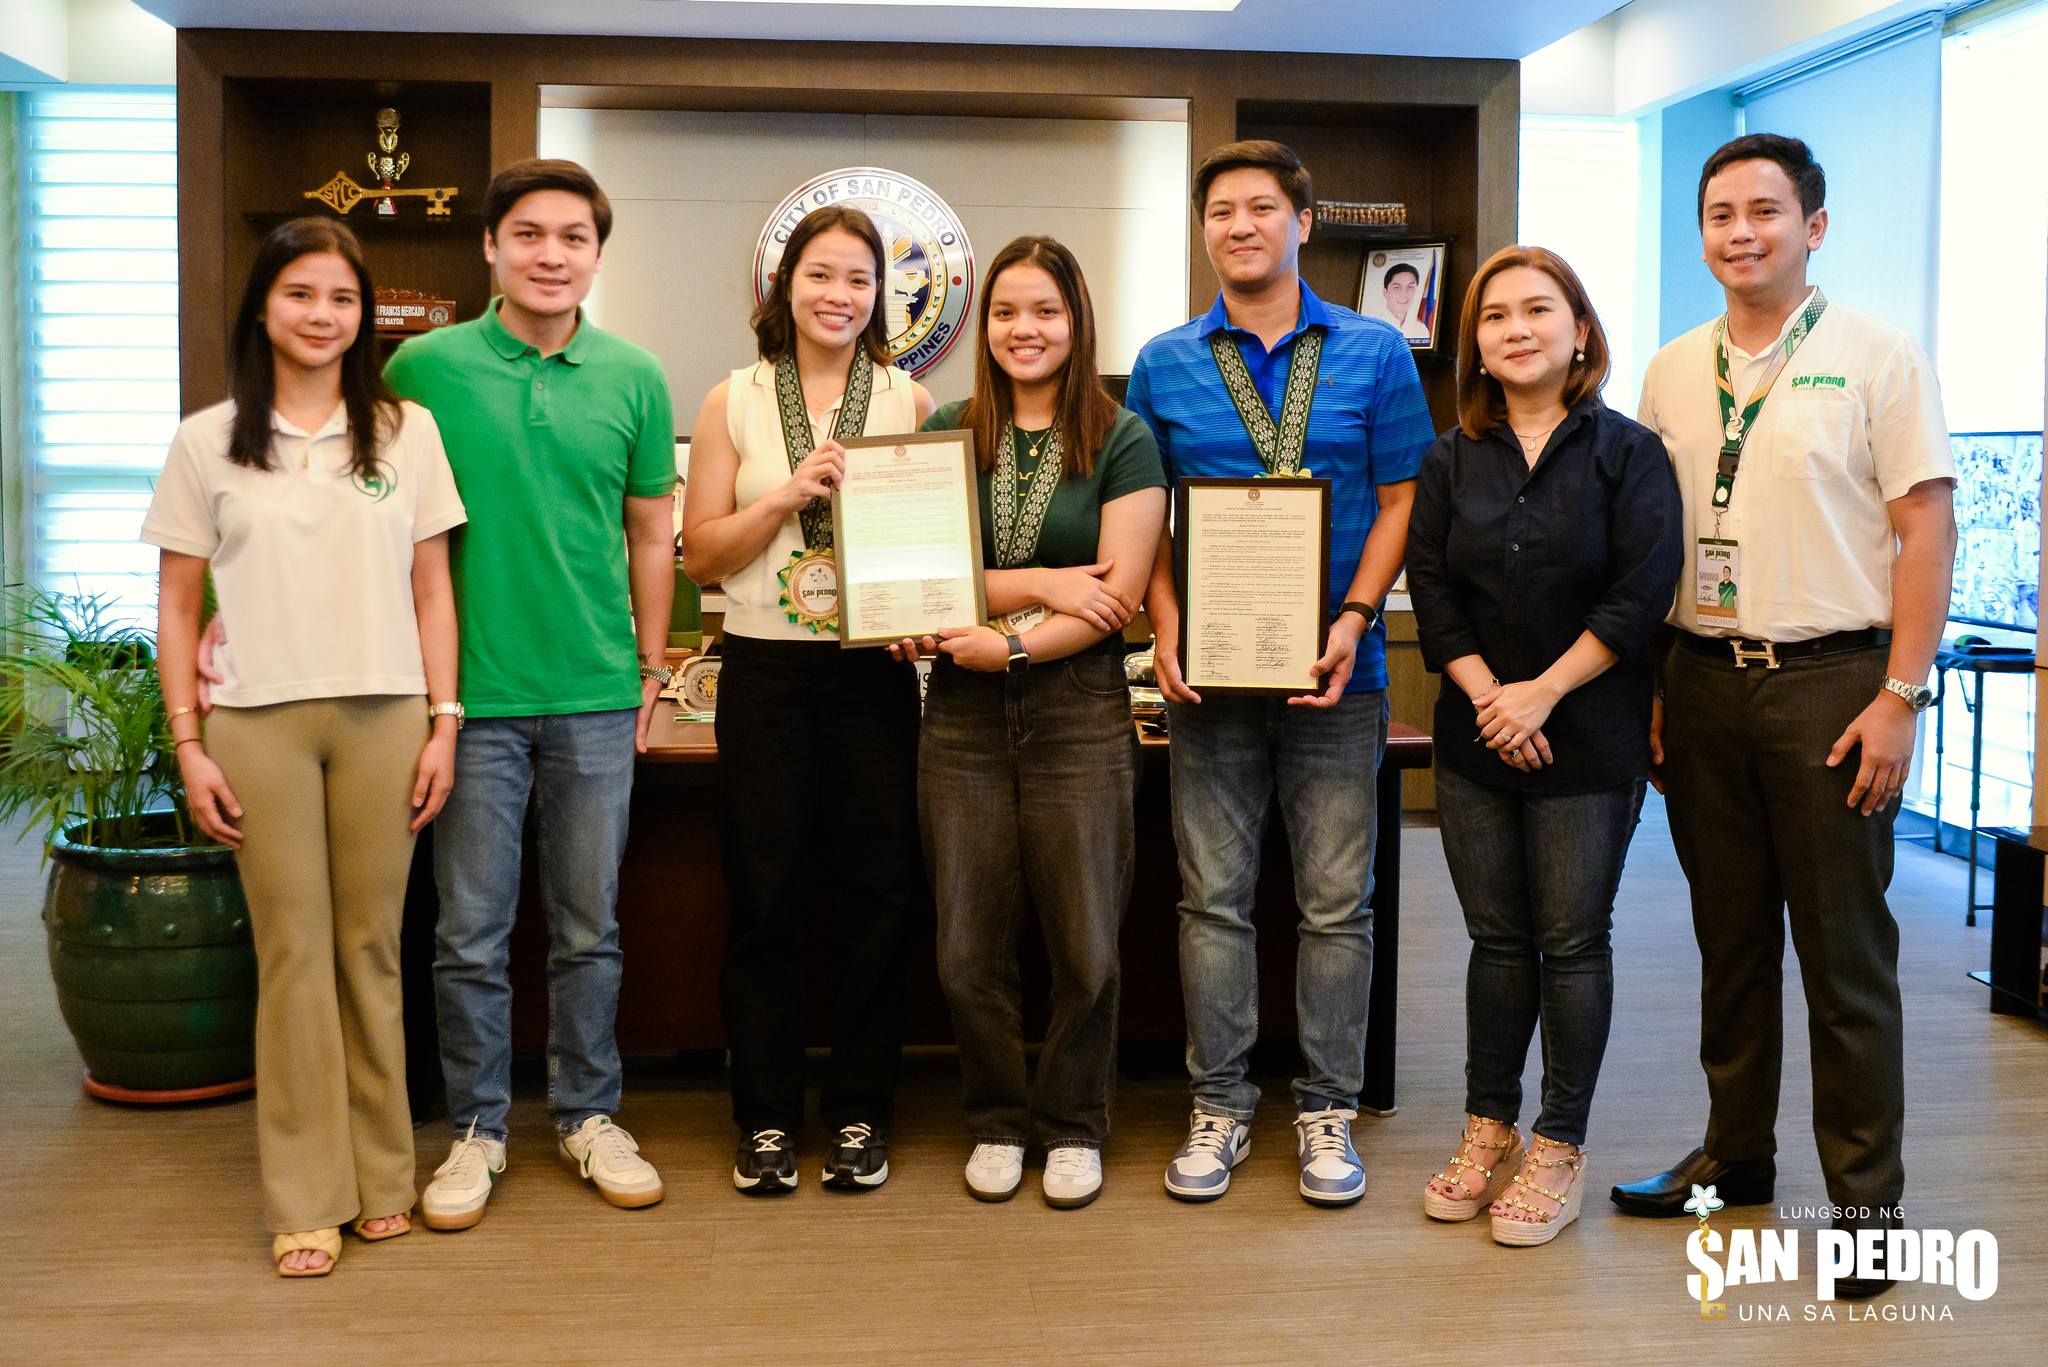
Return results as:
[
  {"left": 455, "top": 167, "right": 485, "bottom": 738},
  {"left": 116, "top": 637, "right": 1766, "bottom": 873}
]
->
[
  {"left": 1005, "top": 633, "right": 1030, "bottom": 674},
  {"left": 1338, "top": 600, "right": 1381, "bottom": 632}
]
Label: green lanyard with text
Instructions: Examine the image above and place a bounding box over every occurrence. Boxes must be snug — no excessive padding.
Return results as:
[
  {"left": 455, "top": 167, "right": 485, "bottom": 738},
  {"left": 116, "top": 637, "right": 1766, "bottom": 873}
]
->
[{"left": 1709, "top": 288, "right": 1827, "bottom": 528}]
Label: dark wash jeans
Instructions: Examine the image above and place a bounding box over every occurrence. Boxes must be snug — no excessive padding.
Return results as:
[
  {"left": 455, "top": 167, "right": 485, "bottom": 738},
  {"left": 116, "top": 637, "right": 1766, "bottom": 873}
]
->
[
  {"left": 1433, "top": 765, "right": 1645, "bottom": 1147},
  {"left": 920, "top": 651, "right": 1137, "bottom": 1149},
  {"left": 1660, "top": 637, "right": 1905, "bottom": 1213},
  {"left": 715, "top": 633, "right": 923, "bottom": 1135}
]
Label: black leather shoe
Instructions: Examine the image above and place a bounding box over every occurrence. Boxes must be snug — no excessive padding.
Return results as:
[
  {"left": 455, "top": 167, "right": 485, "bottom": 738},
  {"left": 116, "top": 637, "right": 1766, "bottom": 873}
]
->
[
  {"left": 733, "top": 1128, "right": 799, "bottom": 1195},
  {"left": 822, "top": 1122, "right": 889, "bottom": 1192},
  {"left": 1831, "top": 1218, "right": 1901, "bottom": 1300},
  {"left": 1609, "top": 1146, "right": 1774, "bottom": 1217}
]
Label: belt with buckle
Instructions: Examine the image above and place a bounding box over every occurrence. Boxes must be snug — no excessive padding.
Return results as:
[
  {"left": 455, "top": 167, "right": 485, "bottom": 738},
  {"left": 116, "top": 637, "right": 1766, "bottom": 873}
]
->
[{"left": 1675, "top": 627, "right": 1891, "bottom": 670}]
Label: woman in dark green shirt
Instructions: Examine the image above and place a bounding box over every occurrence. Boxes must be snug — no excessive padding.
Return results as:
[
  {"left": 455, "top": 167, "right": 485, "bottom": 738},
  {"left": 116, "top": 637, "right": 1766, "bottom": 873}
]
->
[{"left": 895, "top": 235, "right": 1166, "bottom": 1208}]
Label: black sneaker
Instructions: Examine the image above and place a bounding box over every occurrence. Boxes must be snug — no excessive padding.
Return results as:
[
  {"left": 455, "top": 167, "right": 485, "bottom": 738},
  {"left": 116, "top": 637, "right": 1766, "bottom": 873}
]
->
[
  {"left": 733, "top": 1128, "right": 798, "bottom": 1195},
  {"left": 822, "top": 1122, "right": 889, "bottom": 1191}
]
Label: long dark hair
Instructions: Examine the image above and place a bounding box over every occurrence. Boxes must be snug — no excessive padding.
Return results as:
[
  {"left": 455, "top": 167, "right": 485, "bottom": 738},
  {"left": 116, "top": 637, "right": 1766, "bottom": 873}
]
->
[
  {"left": 751, "top": 204, "right": 892, "bottom": 366},
  {"left": 227, "top": 217, "right": 399, "bottom": 475},
  {"left": 961, "top": 235, "right": 1119, "bottom": 478}
]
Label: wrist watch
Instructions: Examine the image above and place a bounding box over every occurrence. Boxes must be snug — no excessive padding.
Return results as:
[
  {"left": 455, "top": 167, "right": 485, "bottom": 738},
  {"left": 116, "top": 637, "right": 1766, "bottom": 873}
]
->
[
  {"left": 1882, "top": 676, "right": 1934, "bottom": 712},
  {"left": 1005, "top": 633, "right": 1030, "bottom": 674},
  {"left": 1337, "top": 600, "right": 1381, "bottom": 632},
  {"left": 428, "top": 700, "right": 465, "bottom": 729},
  {"left": 639, "top": 662, "right": 675, "bottom": 688}
]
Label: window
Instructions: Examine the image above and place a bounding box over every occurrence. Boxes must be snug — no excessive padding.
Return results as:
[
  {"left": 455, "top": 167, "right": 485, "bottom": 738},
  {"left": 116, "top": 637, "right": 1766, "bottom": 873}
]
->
[
  {"left": 1938, "top": 1, "right": 2048, "bottom": 433},
  {"left": 1517, "top": 115, "right": 1646, "bottom": 412},
  {"left": 16, "top": 89, "right": 178, "bottom": 621}
]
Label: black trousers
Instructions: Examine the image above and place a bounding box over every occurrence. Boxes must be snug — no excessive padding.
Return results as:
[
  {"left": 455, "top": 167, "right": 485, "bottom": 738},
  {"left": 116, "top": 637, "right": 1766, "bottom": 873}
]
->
[
  {"left": 1660, "top": 637, "right": 1905, "bottom": 1213},
  {"left": 715, "top": 632, "right": 924, "bottom": 1135}
]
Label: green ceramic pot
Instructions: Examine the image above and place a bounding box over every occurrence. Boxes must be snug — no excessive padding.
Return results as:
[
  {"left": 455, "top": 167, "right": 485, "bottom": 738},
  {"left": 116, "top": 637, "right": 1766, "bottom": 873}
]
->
[{"left": 42, "top": 815, "right": 256, "bottom": 1095}]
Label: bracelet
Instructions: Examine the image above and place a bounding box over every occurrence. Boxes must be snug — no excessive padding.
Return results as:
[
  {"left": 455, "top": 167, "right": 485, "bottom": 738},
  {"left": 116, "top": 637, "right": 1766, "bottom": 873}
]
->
[
  {"left": 166, "top": 705, "right": 197, "bottom": 721},
  {"left": 174, "top": 737, "right": 203, "bottom": 749}
]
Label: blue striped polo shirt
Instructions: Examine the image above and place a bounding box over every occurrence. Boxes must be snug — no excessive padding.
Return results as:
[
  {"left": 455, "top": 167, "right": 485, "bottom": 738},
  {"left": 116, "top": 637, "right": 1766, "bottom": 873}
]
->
[{"left": 1125, "top": 280, "right": 1434, "bottom": 692}]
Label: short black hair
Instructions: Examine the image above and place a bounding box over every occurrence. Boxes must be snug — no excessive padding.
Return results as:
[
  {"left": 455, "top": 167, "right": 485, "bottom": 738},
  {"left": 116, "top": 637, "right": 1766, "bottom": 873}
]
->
[
  {"left": 483, "top": 158, "right": 614, "bottom": 246},
  {"left": 1192, "top": 139, "right": 1313, "bottom": 217},
  {"left": 1383, "top": 263, "right": 1420, "bottom": 287},
  {"left": 1697, "top": 133, "right": 1825, "bottom": 226}
]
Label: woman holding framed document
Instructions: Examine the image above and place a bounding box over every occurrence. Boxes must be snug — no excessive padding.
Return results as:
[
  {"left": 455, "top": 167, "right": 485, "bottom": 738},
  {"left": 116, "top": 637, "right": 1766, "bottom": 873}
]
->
[
  {"left": 681, "top": 205, "right": 935, "bottom": 1196},
  {"left": 1406, "top": 245, "right": 1681, "bottom": 1246},
  {"left": 895, "top": 235, "right": 1166, "bottom": 1208}
]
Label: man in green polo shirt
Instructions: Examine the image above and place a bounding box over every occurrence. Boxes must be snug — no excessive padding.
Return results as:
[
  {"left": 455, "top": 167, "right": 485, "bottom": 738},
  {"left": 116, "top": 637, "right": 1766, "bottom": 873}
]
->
[{"left": 385, "top": 159, "right": 678, "bottom": 1229}]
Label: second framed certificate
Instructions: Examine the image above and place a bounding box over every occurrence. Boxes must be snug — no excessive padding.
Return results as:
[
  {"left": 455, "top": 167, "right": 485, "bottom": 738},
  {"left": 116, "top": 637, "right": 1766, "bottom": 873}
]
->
[
  {"left": 832, "top": 429, "right": 989, "bottom": 649},
  {"left": 1174, "top": 477, "right": 1332, "bottom": 695}
]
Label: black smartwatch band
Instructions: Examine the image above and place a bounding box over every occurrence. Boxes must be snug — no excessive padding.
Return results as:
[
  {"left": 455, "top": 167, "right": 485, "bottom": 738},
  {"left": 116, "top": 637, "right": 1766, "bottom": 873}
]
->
[
  {"left": 1005, "top": 633, "right": 1030, "bottom": 673},
  {"left": 1338, "top": 600, "right": 1381, "bottom": 631}
]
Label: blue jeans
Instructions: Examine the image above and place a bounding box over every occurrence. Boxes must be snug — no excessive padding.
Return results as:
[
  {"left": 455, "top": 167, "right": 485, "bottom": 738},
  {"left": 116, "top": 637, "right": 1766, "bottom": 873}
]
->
[
  {"left": 1166, "top": 689, "right": 1387, "bottom": 1117},
  {"left": 432, "top": 709, "right": 637, "bottom": 1141},
  {"left": 1433, "top": 765, "right": 1645, "bottom": 1147}
]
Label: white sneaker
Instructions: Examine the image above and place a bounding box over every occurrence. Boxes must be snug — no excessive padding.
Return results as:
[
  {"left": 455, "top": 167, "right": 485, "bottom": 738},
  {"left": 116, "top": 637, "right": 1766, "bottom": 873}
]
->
[
  {"left": 1043, "top": 1146, "right": 1103, "bottom": 1209},
  {"left": 559, "top": 1116, "right": 664, "bottom": 1209},
  {"left": 422, "top": 1120, "right": 506, "bottom": 1231},
  {"left": 964, "top": 1142, "right": 1025, "bottom": 1202}
]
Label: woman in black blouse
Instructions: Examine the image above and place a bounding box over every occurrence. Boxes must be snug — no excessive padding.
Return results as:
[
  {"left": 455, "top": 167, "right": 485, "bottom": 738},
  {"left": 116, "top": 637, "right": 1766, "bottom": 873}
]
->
[{"left": 1407, "top": 245, "right": 1682, "bottom": 1246}]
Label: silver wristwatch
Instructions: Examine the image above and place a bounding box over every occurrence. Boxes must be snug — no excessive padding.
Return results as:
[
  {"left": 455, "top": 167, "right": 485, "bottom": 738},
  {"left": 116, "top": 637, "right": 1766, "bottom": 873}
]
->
[
  {"left": 1881, "top": 676, "right": 1934, "bottom": 712},
  {"left": 428, "top": 700, "right": 465, "bottom": 729},
  {"left": 639, "top": 662, "right": 675, "bottom": 688}
]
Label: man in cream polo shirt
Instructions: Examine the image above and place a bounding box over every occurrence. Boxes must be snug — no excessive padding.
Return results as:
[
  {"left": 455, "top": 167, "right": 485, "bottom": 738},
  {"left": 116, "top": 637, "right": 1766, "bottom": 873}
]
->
[{"left": 1611, "top": 135, "right": 1955, "bottom": 1301}]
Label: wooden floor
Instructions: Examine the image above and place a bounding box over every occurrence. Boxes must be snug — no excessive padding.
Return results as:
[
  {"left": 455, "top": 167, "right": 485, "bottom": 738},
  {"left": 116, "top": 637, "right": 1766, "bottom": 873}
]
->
[{"left": 5, "top": 794, "right": 2044, "bottom": 1364}]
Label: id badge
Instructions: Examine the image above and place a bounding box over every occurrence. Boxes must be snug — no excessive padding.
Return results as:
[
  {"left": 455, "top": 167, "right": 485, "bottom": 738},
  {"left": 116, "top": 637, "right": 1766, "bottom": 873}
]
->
[{"left": 1695, "top": 538, "right": 1739, "bottom": 624}]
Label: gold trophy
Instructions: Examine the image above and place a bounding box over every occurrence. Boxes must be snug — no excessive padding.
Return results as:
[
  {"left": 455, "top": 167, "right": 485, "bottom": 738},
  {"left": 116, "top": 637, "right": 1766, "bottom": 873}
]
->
[
  {"left": 368, "top": 108, "right": 410, "bottom": 216},
  {"left": 302, "top": 106, "right": 458, "bottom": 217}
]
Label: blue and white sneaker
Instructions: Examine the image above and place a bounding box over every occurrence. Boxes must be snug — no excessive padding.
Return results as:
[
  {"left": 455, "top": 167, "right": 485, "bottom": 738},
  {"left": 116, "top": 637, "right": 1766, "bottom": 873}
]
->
[
  {"left": 1296, "top": 1107, "right": 1365, "bottom": 1206},
  {"left": 1164, "top": 1111, "right": 1251, "bottom": 1202}
]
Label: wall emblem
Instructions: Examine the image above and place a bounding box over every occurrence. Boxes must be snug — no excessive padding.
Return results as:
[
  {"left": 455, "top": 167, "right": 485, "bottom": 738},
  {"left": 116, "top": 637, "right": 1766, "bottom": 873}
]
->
[{"left": 754, "top": 167, "right": 974, "bottom": 377}]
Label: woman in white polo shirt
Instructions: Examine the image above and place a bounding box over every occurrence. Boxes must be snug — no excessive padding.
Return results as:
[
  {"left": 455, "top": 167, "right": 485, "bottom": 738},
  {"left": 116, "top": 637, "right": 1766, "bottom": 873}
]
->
[{"left": 144, "top": 218, "right": 465, "bottom": 1277}]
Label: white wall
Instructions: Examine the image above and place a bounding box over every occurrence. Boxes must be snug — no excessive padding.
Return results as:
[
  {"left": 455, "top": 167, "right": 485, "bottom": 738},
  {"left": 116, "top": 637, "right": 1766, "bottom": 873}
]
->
[
  {"left": 1613, "top": 0, "right": 1926, "bottom": 113},
  {"left": 539, "top": 108, "right": 1191, "bottom": 428},
  {"left": 65, "top": 0, "right": 173, "bottom": 85},
  {"left": 0, "top": 0, "right": 69, "bottom": 83},
  {"left": 1520, "top": 23, "right": 1614, "bottom": 116},
  {"left": 1523, "top": 0, "right": 1928, "bottom": 116},
  {"left": 0, "top": 0, "right": 173, "bottom": 86}
]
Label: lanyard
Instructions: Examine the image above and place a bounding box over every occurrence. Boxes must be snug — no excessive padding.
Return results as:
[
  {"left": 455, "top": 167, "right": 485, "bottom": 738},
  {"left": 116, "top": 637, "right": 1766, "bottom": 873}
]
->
[
  {"left": 1208, "top": 325, "right": 1323, "bottom": 475},
  {"left": 773, "top": 351, "right": 875, "bottom": 550},
  {"left": 992, "top": 422, "right": 1064, "bottom": 568},
  {"left": 1709, "top": 288, "right": 1827, "bottom": 527}
]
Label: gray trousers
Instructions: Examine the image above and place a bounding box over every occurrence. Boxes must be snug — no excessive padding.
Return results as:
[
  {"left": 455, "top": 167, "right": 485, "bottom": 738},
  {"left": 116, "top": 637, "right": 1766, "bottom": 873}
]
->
[{"left": 1660, "top": 637, "right": 1905, "bottom": 1214}]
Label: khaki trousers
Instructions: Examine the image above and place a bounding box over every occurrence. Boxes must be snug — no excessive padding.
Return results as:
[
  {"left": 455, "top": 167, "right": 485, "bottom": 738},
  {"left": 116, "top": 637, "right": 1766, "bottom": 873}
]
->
[{"left": 207, "top": 695, "right": 425, "bottom": 1233}]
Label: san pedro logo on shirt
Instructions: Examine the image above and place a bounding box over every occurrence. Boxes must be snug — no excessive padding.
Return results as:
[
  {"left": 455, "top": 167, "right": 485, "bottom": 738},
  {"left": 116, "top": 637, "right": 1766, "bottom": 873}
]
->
[
  {"left": 351, "top": 461, "right": 396, "bottom": 503},
  {"left": 754, "top": 167, "right": 974, "bottom": 378}
]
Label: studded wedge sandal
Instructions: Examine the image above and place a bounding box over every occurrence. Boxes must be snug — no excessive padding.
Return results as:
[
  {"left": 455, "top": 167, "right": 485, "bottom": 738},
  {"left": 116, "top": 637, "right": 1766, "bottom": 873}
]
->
[
  {"left": 1422, "top": 1116, "right": 1523, "bottom": 1222},
  {"left": 1490, "top": 1136, "right": 1586, "bottom": 1247}
]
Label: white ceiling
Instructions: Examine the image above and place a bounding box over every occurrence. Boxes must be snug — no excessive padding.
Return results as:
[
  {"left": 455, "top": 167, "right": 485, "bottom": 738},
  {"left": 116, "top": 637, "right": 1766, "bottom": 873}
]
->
[{"left": 130, "top": 0, "right": 1627, "bottom": 60}]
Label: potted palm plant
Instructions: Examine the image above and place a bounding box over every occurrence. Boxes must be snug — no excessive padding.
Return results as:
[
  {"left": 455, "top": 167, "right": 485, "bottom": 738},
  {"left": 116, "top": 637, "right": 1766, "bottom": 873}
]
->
[{"left": 0, "top": 585, "right": 255, "bottom": 1101}]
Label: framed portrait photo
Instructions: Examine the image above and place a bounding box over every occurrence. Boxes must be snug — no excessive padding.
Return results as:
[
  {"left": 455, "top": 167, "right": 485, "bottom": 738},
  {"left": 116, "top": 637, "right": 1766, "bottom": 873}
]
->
[{"left": 1358, "top": 240, "right": 1449, "bottom": 353}]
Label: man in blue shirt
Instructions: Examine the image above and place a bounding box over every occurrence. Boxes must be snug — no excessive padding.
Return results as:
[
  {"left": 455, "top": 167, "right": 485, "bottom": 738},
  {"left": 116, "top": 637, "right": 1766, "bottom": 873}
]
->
[{"left": 1129, "top": 139, "right": 1433, "bottom": 1207}]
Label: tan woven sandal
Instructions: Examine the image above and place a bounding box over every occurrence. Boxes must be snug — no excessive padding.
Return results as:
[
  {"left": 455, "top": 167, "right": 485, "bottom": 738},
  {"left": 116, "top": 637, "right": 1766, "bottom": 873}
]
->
[
  {"left": 350, "top": 1211, "right": 412, "bottom": 1242},
  {"left": 272, "top": 1227, "right": 342, "bottom": 1277},
  {"left": 1422, "top": 1116, "right": 1523, "bottom": 1222},
  {"left": 1490, "top": 1136, "right": 1586, "bottom": 1247}
]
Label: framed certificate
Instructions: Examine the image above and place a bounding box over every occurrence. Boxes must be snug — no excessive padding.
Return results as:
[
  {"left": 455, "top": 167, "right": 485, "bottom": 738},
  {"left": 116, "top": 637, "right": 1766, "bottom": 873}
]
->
[
  {"left": 832, "top": 429, "right": 988, "bottom": 649},
  {"left": 1174, "top": 476, "right": 1331, "bottom": 695}
]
